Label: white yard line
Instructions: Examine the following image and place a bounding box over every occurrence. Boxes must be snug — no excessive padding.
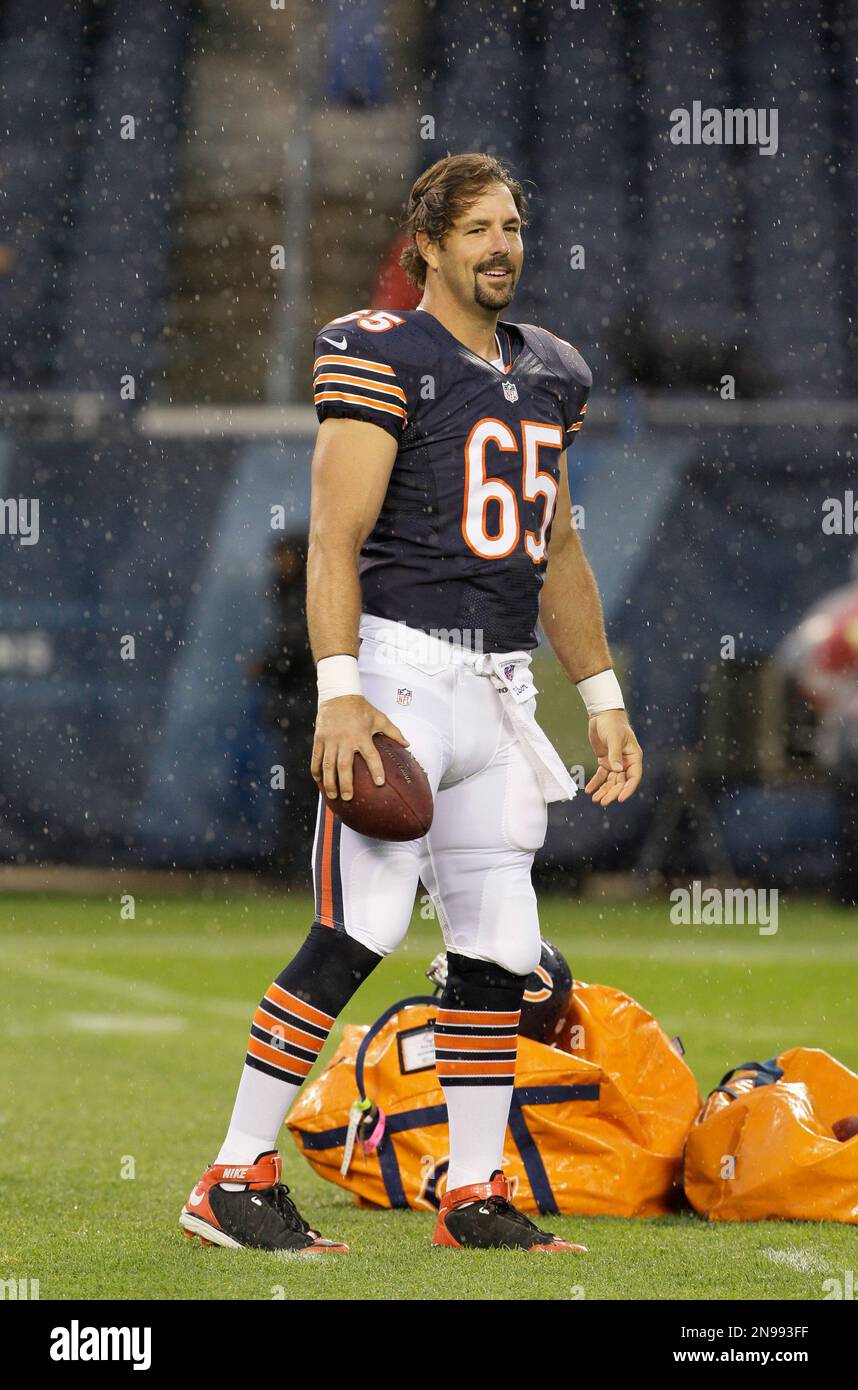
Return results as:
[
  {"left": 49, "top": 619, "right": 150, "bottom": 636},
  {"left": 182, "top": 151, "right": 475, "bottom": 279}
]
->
[
  {"left": 4, "top": 1011, "right": 186, "bottom": 1037},
  {"left": 60, "top": 1012, "right": 187, "bottom": 1035},
  {"left": 1, "top": 933, "right": 857, "bottom": 964},
  {"left": 0, "top": 956, "right": 346, "bottom": 1051},
  {"left": 556, "top": 939, "right": 858, "bottom": 965},
  {"left": 0, "top": 933, "right": 292, "bottom": 958},
  {"left": 0, "top": 956, "right": 249, "bottom": 1019},
  {"left": 763, "top": 1248, "right": 832, "bottom": 1275}
]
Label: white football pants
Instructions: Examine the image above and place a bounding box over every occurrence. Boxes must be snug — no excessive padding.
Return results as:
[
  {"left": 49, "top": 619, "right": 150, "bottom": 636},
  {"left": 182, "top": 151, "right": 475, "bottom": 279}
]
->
[{"left": 311, "top": 615, "right": 561, "bottom": 977}]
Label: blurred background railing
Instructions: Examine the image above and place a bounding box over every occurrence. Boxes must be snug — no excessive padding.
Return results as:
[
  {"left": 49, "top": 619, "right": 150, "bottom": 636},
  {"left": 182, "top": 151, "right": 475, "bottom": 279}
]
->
[{"left": 1, "top": 397, "right": 854, "bottom": 889}]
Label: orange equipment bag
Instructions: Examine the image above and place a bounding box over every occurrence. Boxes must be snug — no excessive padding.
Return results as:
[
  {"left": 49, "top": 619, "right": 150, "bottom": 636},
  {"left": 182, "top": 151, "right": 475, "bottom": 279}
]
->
[
  {"left": 683, "top": 1048, "right": 858, "bottom": 1223},
  {"left": 287, "top": 979, "right": 701, "bottom": 1217}
]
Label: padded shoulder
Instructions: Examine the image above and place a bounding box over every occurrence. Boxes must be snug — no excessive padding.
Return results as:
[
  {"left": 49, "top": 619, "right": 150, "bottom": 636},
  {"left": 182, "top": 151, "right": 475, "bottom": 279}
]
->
[
  {"left": 314, "top": 309, "right": 434, "bottom": 373},
  {"left": 516, "top": 323, "right": 593, "bottom": 392}
]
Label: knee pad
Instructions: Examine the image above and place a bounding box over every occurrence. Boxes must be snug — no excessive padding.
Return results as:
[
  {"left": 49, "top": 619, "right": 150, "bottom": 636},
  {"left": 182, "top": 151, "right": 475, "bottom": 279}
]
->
[
  {"left": 272, "top": 921, "right": 382, "bottom": 1019},
  {"left": 441, "top": 951, "right": 527, "bottom": 1015},
  {"left": 484, "top": 930, "right": 543, "bottom": 979}
]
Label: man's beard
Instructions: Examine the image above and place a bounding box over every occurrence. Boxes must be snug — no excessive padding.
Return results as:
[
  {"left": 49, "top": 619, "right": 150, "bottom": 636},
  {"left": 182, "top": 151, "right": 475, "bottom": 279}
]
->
[
  {"left": 472, "top": 261, "right": 517, "bottom": 311},
  {"left": 473, "top": 278, "right": 516, "bottom": 310}
]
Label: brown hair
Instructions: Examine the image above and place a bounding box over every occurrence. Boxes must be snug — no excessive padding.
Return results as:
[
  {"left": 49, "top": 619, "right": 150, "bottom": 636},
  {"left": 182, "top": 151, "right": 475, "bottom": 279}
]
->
[{"left": 399, "top": 152, "right": 529, "bottom": 289}]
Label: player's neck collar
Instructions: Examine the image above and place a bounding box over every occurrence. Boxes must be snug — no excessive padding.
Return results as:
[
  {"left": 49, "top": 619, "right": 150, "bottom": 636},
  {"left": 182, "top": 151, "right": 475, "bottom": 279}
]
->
[{"left": 414, "top": 307, "right": 520, "bottom": 367}]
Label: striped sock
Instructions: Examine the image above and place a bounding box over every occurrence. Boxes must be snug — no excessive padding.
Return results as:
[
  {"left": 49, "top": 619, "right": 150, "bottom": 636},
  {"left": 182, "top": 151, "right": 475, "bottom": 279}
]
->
[
  {"left": 246, "top": 983, "right": 334, "bottom": 1087},
  {"left": 216, "top": 923, "right": 381, "bottom": 1169},
  {"left": 435, "top": 953, "right": 525, "bottom": 1192}
]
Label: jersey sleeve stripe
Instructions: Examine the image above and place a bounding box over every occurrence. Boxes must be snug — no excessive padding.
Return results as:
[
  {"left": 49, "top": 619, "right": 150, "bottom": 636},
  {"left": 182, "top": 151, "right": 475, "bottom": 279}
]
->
[
  {"left": 313, "top": 352, "right": 396, "bottom": 376},
  {"left": 313, "top": 390, "right": 407, "bottom": 421},
  {"left": 314, "top": 371, "right": 406, "bottom": 403},
  {"left": 565, "top": 401, "right": 587, "bottom": 437}
]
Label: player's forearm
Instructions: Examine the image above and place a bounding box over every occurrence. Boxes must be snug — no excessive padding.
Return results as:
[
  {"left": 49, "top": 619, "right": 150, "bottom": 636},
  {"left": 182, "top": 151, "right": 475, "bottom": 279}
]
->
[
  {"left": 540, "top": 534, "right": 613, "bottom": 683},
  {"left": 306, "top": 535, "right": 363, "bottom": 662}
]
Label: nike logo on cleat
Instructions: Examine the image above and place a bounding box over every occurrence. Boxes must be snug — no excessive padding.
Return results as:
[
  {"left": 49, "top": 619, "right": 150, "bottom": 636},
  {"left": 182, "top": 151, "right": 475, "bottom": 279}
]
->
[
  {"left": 188, "top": 1189, "right": 205, "bottom": 1206},
  {"left": 222, "top": 1167, "right": 249, "bottom": 1179}
]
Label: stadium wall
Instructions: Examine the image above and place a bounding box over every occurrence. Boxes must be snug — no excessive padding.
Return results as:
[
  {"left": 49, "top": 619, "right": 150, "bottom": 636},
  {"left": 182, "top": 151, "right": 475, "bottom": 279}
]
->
[{"left": 0, "top": 409, "right": 853, "bottom": 883}]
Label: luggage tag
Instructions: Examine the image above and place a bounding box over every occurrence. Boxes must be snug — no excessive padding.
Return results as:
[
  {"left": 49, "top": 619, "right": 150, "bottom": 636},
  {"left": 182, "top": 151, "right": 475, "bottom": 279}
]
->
[{"left": 340, "top": 1097, "right": 372, "bottom": 1175}]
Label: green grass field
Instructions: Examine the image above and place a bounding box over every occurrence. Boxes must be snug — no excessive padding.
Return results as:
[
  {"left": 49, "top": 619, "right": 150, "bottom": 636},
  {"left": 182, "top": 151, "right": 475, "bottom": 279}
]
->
[{"left": 2, "top": 891, "right": 857, "bottom": 1301}]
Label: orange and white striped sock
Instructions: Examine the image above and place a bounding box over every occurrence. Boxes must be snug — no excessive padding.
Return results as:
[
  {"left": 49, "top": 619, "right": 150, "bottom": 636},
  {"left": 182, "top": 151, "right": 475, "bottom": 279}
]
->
[
  {"left": 435, "top": 953, "right": 525, "bottom": 1191},
  {"left": 216, "top": 923, "right": 381, "bottom": 1171}
]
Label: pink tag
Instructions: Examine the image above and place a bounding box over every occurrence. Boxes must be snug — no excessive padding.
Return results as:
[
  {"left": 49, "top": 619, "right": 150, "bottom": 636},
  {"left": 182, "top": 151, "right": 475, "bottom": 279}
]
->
[{"left": 358, "top": 1107, "right": 386, "bottom": 1155}]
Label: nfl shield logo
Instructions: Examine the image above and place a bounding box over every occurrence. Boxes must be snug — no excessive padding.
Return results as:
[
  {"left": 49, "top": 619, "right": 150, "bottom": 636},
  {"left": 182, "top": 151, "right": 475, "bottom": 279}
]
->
[
  {"left": 502, "top": 380, "right": 518, "bottom": 403},
  {"left": 396, "top": 687, "right": 413, "bottom": 706},
  {"left": 503, "top": 663, "right": 516, "bottom": 682}
]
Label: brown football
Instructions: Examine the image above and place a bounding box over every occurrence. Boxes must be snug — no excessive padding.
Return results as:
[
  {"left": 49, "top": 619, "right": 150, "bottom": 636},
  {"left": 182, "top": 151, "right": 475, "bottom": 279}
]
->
[
  {"left": 832, "top": 1115, "right": 858, "bottom": 1142},
  {"left": 323, "top": 733, "right": 433, "bottom": 841}
]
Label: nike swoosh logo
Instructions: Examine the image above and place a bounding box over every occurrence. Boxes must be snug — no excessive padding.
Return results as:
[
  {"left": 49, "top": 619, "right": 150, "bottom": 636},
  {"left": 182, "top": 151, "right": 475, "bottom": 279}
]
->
[
  {"left": 187, "top": 1189, "right": 205, "bottom": 1207},
  {"left": 322, "top": 335, "right": 347, "bottom": 350}
]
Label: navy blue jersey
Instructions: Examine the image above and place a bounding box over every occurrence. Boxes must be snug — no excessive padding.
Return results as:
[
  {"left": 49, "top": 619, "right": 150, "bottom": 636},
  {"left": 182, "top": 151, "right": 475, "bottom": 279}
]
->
[{"left": 312, "top": 307, "right": 591, "bottom": 651}]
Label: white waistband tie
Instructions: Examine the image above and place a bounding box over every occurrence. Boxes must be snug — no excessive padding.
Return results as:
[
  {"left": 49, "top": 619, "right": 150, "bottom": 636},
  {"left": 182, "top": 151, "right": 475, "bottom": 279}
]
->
[{"left": 472, "top": 651, "right": 578, "bottom": 804}]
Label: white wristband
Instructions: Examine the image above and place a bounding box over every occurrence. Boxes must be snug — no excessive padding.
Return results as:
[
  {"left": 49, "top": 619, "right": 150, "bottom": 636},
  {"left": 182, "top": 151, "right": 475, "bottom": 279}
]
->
[
  {"left": 317, "top": 654, "right": 361, "bottom": 703},
  {"left": 576, "top": 668, "right": 625, "bottom": 716}
]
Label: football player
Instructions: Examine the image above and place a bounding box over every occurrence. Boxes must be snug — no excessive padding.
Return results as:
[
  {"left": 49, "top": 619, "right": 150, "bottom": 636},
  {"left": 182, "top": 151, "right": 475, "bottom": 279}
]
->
[{"left": 181, "top": 152, "right": 643, "bottom": 1254}]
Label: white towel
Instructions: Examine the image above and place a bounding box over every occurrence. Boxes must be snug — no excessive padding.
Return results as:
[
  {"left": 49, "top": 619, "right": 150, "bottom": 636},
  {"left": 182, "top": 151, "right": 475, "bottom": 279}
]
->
[{"left": 471, "top": 651, "right": 578, "bottom": 804}]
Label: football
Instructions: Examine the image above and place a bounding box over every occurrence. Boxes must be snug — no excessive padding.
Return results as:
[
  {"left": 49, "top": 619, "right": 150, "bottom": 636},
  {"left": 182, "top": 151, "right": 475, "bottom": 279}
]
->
[
  {"left": 323, "top": 733, "right": 433, "bottom": 841},
  {"left": 832, "top": 1115, "right": 858, "bottom": 1142}
]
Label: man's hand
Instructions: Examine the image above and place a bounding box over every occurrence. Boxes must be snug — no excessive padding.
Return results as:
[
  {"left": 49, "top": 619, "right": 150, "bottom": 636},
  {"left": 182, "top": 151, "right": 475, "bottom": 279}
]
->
[
  {"left": 585, "top": 710, "right": 643, "bottom": 807},
  {"left": 311, "top": 695, "right": 409, "bottom": 801}
]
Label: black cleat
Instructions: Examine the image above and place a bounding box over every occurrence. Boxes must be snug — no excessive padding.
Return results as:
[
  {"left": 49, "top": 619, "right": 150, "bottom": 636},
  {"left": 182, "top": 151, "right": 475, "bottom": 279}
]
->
[
  {"left": 433, "top": 1170, "right": 587, "bottom": 1252},
  {"left": 180, "top": 1151, "right": 349, "bottom": 1253}
]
